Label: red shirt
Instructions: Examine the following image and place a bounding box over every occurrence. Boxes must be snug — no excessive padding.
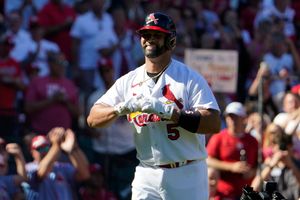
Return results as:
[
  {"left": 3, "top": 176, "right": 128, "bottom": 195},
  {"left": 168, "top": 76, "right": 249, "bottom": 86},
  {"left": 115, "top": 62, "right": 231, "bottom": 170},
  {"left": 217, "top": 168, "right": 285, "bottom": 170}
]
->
[
  {"left": 291, "top": 84, "right": 300, "bottom": 95},
  {"left": 206, "top": 129, "right": 258, "bottom": 199},
  {"left": 38, "top": 2, "right": 76, "bottom": 61},
  {"left": 0, "top": 58, "right": 21, "bottom": 115},
  {"left": 25, "top": 76, "right": 78, "bottom": 133}
]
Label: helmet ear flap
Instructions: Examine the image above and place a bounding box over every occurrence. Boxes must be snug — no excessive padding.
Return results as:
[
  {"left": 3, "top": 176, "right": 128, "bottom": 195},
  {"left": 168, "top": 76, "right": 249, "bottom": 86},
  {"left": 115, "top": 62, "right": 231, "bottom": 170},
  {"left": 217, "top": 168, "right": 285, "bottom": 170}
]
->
[{"left": 165, "top": 35, "right": 176, "bottom": 50}]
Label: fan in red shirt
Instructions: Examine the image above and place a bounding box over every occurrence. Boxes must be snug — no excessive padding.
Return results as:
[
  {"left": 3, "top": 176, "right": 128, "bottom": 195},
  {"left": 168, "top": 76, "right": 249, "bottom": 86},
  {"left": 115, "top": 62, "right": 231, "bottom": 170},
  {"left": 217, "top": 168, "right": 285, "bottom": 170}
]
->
[
  {"left": 207, "top": 102, "right": 259, "bottom": 200},
  {"left": 37, "top": 0, "right": 76, "bottom": 62},
  {"left": 0, "top": 35, "right": 25, "bottom": 141},
  {"left": 24, "top": 51, "right": 80, "bottom": 134}
]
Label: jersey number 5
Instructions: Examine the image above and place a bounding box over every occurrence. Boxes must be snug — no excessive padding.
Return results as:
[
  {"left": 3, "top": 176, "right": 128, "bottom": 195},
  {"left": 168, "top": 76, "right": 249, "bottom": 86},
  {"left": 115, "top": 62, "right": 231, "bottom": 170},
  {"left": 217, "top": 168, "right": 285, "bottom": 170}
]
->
[{"left": 166, "top": 123, "right": 180, "bottom": 140}]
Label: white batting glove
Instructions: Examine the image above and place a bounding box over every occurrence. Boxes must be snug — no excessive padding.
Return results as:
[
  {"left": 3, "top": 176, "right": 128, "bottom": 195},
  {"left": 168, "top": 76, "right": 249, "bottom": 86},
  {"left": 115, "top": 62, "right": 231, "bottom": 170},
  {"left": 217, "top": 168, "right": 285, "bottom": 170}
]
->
[
  {"left": 140, "top": 97, "right": 174, "bottom": 120},
  {"left": 114, "top": 96, "right": 142, "bottom": 116}
]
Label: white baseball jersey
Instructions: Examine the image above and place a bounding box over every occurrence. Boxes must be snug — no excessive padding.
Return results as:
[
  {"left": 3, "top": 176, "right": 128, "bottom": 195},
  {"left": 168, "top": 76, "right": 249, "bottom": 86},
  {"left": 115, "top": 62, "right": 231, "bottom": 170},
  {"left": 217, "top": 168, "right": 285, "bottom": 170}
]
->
[{"left": 96, "top": 58, "right": 220, "bottom": 166}]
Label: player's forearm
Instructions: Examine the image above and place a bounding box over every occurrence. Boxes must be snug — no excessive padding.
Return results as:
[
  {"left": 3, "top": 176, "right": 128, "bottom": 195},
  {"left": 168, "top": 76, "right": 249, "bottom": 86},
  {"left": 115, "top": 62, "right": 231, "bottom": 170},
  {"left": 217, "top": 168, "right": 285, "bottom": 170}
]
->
[
  {"left": 87, "top": 103, "right": 118, "bottom": 128},
  {"left": 197, "top": 109, "right": 221, "bottom": 133}
]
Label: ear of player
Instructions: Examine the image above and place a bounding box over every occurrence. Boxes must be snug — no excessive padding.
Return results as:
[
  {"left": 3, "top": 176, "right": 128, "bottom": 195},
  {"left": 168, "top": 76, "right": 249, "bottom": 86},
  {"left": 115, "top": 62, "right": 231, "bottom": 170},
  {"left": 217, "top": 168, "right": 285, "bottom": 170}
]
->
[{"left": 114, "top": 96, "right": 174, "bottom": 120}]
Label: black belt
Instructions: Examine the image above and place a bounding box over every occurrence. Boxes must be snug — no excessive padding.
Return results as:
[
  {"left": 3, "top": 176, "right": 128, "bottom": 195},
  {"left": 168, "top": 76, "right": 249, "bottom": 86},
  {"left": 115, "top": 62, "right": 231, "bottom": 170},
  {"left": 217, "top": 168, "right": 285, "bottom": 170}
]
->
[{"left": 158, "top": 160, "right": 195, "bottom": 168}]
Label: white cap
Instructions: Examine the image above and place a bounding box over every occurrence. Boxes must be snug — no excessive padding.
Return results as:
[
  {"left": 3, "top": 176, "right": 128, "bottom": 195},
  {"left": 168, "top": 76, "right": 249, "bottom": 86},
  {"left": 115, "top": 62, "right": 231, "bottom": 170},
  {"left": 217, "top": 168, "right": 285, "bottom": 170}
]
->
[
  {"left": 31, "top": 135, "right": 49, "bottom": 150},
  {"left": 224, "top": 102, "right": 246, "bottom": 117}
]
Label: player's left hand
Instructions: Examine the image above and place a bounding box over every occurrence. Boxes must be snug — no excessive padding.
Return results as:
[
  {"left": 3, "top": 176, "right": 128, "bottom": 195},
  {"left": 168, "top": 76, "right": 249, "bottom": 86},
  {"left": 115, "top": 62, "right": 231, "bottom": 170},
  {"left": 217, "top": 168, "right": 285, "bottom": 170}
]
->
[
  {"left": 114, "top": 96, "right": 143, "bottom": 116},
  {"left": 140, "top": 97, "right": 174, "bottom": 120}
]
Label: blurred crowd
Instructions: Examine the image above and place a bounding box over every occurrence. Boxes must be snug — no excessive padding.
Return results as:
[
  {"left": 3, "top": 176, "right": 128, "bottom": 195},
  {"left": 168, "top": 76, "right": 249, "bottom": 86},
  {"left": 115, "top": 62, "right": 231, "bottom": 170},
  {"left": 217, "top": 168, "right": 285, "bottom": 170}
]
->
[{"left": 0, "top": 0, "right": 300, "bottom": 199}]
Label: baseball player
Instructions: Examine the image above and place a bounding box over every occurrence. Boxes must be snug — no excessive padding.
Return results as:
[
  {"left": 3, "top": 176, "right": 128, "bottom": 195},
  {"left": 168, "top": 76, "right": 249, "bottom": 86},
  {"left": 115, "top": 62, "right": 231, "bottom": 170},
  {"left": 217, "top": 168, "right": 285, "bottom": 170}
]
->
[{"left": 87, "top": 12, "right": 221, "bottom": 200}]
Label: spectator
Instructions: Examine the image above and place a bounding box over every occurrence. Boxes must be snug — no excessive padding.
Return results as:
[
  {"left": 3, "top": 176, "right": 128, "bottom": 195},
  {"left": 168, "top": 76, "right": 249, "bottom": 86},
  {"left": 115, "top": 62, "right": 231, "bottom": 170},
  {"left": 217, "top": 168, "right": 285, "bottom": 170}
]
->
[
  {"left": 190, "top": 0, "right": 220, "bottom": 37},
  {"left": 0, "top": 34, "right": 26, "bottom": 142},
  {"left": 245, "top": 111, "right": 271, "bottom": 143},
  {"left": 24, "top": 127, "right": 90, "bottom": 200},
  {"left": 37, "top": 0, "right": 76, "bottom": 63},
  {"left": 70, "top": 0, "right": 114, "bottom": 110},
  {"left": 24, "top": 16, "right": 60, "bottom": 77},
  {"left": 181, "top": 6, "right": 203, "bottom": 49},
  {"left": 272, "top": 92, "right": 300, "bottom": 160},
  {"left": 282, "top": 91, "right": 300, "bottom": 113},
  {"left": 238, "top": 0, "right": 261, "bottom": 38},
  {"left": 262, "top": 31, "right": 296, "bottom": 110},
  {"left": 251, "top": 133, "right": 300, "bottom": 200},
  {"left": 276, "top": 106, "right": 300, "bottom": 160},
  {"left": 79, "top": 163, "right": 118, "bottom": 200},
  {"left": 95, "top": 5, "right": 143, "bottom": 80},
  {"left": 273, "top": 91, "right": 300, "bottom": 127},
  {"left": 4, "top": 0, "right": 48, "bottom": 17},
  {"left": 219, "top": 8, "right": 251, "bottom": 48},
  {"left": 261, "top": 123, "right": 285, "bottom": 160},
  {"left": 5, "top": 10, "right": 33, "bottom": 63},
  {"left": 24, "top": 51, "right": 80, "bottom": 134},
  {"left": 254, "top": 0, "right": 296, "bottom": 39},
  {"left": 0, "top": 140, "right": 27, "bottom": 199},
  {"left": 247, "top": 61, "right": 279, "bottom": 120},
  {"left": 4, "top": 0, "right": 39, "bottom": 30},
  {"left": 207, "top": 102, "right": 258, "bottom": 199},
  {"left": 245, "top": 20, "right": 272, "bottom": 85},
  {"left": 286, "top": 110, "right": 300, "bottom": 160},
  {"left": 217, "top": 8, "right": 252, "bottom": 102}
]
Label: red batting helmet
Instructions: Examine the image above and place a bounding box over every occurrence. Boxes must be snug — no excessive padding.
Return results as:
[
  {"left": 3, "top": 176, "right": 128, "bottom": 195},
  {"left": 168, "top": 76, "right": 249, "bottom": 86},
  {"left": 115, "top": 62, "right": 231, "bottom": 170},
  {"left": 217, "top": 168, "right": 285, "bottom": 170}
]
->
[{"left": 137, "top": 12, "right": 176, "bottom": 49}]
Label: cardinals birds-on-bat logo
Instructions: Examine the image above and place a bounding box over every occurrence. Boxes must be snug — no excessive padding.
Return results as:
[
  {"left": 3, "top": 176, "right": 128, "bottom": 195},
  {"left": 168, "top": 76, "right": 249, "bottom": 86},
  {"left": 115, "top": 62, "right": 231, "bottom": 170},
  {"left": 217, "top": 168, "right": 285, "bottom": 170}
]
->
[
  {"left": 146, "top": 13, "right": 159, "bottom": 25},
  {"left": 162, "top": 84, "right": 183, "bottom": 109}
]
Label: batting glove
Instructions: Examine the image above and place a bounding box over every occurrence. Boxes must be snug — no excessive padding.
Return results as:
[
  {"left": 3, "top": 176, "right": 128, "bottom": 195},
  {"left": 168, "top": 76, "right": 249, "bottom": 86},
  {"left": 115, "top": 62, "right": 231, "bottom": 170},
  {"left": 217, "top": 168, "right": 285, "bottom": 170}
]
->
[
  {"left": 140, "top": 97, "right": 174, "bottom": 120},
  {"left": 114, "top": 96, "right": 142, "bottom": 116}
]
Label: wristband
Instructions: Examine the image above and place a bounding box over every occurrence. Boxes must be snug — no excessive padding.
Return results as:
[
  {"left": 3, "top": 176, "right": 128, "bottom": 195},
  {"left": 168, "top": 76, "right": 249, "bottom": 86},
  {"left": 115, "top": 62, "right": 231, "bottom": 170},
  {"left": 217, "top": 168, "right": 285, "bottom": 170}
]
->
[{"left": 178, "top": 110, "right": 201, "bottom": 133}]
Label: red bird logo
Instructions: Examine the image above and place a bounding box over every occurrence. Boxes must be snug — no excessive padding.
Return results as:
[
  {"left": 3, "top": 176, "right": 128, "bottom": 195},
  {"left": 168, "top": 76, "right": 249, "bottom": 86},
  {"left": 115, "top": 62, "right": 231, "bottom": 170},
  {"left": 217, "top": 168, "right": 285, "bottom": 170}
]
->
[
  {"left": 162, "top": 84, "right": 183, "bottom": 109},
  {"left": 147, "top": 13, "right": 159, "bottom": 24}
]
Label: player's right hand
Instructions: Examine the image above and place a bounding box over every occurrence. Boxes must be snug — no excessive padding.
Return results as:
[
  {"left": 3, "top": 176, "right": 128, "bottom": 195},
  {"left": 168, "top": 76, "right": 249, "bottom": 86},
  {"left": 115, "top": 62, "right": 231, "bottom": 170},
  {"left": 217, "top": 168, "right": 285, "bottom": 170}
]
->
[
  {"left": 114, "top": 96, "right": 142, "bottom": 116},
  {"left": 140, "top": 97, "right": 174, "bottom": 120}
]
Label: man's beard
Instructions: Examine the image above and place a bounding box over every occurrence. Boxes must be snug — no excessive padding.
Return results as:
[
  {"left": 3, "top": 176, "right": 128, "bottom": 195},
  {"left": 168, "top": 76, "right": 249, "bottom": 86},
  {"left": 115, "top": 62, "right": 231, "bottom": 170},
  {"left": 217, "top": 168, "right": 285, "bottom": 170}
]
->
[{"left": 143, "top": 44, "right": 167, "bottom": 58}]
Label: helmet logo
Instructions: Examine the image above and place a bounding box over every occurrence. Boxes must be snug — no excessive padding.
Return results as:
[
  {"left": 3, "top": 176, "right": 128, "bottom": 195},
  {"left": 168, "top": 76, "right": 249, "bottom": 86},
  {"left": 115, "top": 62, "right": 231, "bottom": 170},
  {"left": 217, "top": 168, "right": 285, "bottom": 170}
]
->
[{"left": 146, "top": 13, "right": 159, "bottom": 25}]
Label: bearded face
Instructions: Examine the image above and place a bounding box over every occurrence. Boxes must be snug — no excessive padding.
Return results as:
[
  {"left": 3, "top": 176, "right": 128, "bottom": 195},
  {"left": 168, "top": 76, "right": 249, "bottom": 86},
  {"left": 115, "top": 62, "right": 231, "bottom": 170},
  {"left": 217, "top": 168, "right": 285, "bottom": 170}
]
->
[
  {"left": 143, "top": 42, "right": 168, "bottom": 58},
  {"left": 140, "top": 31, "right": 169, "bottom": 58}
]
